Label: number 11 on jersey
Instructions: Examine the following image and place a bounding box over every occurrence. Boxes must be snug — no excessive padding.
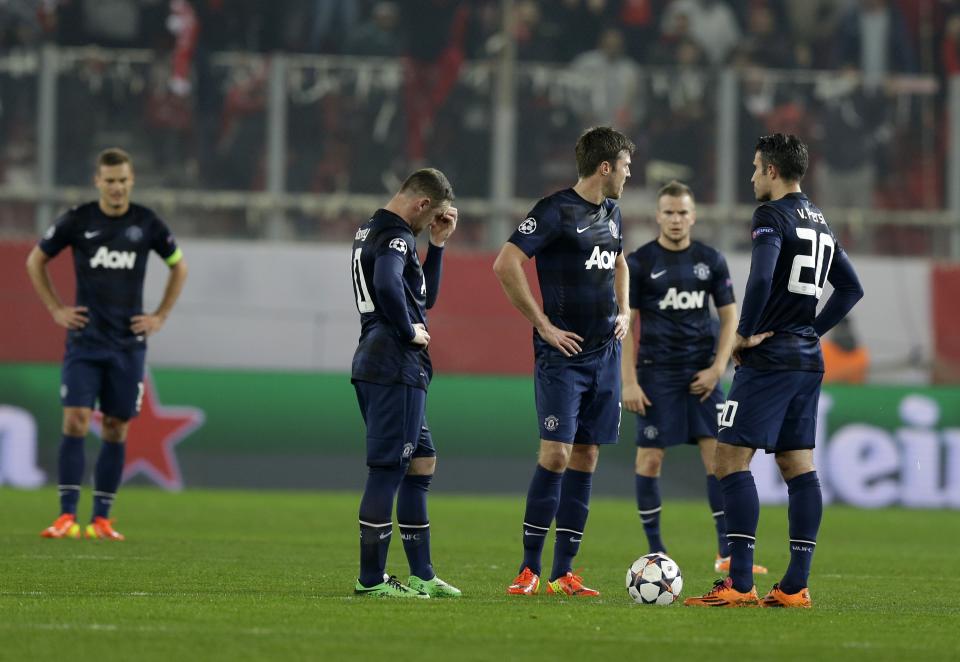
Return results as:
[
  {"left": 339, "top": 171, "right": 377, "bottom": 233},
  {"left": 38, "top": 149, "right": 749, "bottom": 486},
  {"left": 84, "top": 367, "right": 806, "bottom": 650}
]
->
[{"left": 352, "top": 248, "right": 375, "bottom": 313}]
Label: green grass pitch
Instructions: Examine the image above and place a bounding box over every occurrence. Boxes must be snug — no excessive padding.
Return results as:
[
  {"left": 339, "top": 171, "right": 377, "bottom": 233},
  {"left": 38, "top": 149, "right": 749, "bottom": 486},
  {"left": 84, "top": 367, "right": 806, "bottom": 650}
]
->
[{"left": 2, "top": 487, "right": 959, "bottom": 661}]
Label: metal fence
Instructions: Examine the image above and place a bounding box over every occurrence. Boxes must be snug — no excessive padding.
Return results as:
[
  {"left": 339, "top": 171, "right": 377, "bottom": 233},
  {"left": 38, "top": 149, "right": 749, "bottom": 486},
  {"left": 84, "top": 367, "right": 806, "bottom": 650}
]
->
[{"left": 0, "top": 45, "right": 956, "bottom": 256}]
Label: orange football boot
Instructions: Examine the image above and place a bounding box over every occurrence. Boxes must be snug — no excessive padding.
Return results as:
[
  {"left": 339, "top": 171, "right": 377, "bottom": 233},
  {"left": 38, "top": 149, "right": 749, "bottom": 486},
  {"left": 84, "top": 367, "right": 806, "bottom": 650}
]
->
[
  {"left": 41, "top": 514, "right": 81, "bottom": 539},
  {"left": 85, "top": 517, "right": 125, "bottom": 541},
  {"left": 683, "top": 577, "right": 760, "bottom": 607},
  {"left": 715, "top": 555, "right": 768, "bottom": 574},
  {"left": 760, "top": 583, "right": 812, "bottom": 608},
  {"left": 507, "top": 567, "right": 540, "bottom": 595},
  {"left": 546, "top": 571, "right": 600, "bottom": 597}
]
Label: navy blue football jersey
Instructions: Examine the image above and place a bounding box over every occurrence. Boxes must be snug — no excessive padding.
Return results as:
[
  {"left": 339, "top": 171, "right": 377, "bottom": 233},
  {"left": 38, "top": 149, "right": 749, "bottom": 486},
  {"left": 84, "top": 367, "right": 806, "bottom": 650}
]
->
[
  {"left": 627, "top": 240, "right": 735, "bottom": 368},
  {"left": 38, "top": 202, "right": 181, "bottom": 350},
  {"left": 508, "top": 188, "right": 623, "bottom": 357},
  {"left": 350, "top": 209, "right": 432, "bottom": 390},
  {"left": 739, "top": 192, "right": 841, "bottom": 371}
]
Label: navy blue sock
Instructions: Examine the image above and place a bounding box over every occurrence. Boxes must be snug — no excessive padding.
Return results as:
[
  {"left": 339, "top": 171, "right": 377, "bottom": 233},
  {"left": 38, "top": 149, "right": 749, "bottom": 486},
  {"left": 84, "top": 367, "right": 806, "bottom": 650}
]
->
[
  {"left": 780, "top": 471, "right": 823, "bottom": 594},
  {"left": 58, "top": 435, "right": 85, "bottom": 515},
  {"left": 358, "top": 464, "right": 406, "bottom": 587},
  {"left": 635, "top": 475, "right": 666, "bottom": 553},
  {"left": 397, "top": 473, "right": 433, "bottom": 581},
  {"left": 550, "top": 468, "right": 592, "bottom": 581},
  {"left": 520, "top": 464, "right": 563, "bottom": 576},
  {"left": 92, "top": 441, "right": 125, "bottom": 519},
  {"left": 706, "top": 474, "right": 728, "bottom": 556},
  {"left": 721, "top": 471, "right": 760, "bottom": 593}
]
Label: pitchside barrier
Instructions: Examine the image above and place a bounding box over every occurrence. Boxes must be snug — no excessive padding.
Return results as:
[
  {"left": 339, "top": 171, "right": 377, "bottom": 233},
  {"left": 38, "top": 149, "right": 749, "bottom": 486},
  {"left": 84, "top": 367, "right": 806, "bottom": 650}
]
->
[{"left": 0, "top": 364, "right": 957, "bottom": 509}]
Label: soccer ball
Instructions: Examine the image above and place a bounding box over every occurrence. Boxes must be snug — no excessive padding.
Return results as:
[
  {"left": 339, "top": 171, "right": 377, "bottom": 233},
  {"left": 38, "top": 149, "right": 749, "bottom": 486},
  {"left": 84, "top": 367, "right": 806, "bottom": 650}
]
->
[{"left": 626, "top": 553, "right": 683, "bottom": 605}]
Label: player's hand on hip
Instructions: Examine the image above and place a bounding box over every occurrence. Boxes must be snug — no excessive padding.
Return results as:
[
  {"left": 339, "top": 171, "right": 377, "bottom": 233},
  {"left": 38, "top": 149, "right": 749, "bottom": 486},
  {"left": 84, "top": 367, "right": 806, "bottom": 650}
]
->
[
  {"left": 622, "top": 383, "right": 651, "bottom": 415},
  {"left": 130, "top": 314, "right": 164, "bottom": 336},
  {"left": 430, "top": 207, "right": 458, "bottom": 247},
  {"left": 52, "top": 305, "right": 88, "bottom": 330},
  {"left": 614, "top": 312, "right": 630, "bottom": 341},
  {"left": 411, "top": 323, "right": 431, "bottom": 348},
  {"left": 689, "top": 366, "right": 721, "bottom": 402},
  {"left": 731, "top": 331, "right": 774, "bottom": 366},
  {"left": 537, "top": 322, "right": 583, "bottom": 357}
]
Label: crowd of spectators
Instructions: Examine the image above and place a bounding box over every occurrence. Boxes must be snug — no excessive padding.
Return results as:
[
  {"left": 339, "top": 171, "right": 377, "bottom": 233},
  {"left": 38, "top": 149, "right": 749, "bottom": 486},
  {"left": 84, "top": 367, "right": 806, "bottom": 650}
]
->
[
  {"left": 0, "top": 0, "right": 944, "bottom": 73},
  {"left": 0, "top": 0, "right": 957, "bottom": 246}
]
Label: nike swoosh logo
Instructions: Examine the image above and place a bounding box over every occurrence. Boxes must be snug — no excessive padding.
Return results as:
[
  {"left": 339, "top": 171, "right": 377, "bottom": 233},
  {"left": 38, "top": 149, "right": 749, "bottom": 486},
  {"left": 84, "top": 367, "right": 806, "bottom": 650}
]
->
[
  {"left": 576, "top": 225, "right": 592, "bottom": 233},
  {"left": 651, "top": 270, "right": 667, "bottom": 279},
  {"left": 523, "top": 531, "right": 546, "bottom": 537},
  {"left": 379, "top": 531, "right": 392, "bottom": 540},
  {"left": 84, "top": 231, "right": 101, "bottom": 239},
  {"left": 570, "top": 538, "right": 582, "bottom": 543}
]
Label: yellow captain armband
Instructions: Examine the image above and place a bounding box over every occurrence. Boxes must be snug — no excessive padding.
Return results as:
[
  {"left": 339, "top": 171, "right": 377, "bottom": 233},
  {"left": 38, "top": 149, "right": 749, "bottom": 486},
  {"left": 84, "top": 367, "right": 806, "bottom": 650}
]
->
[{"left": 165, "top": 248, "right": 183, "bottom": 266}]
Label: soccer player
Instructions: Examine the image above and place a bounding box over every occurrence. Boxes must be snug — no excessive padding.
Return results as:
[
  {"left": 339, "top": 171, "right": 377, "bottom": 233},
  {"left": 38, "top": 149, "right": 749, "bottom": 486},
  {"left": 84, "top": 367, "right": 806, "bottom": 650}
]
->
[
  {"left": 684, "top": 134, "right": 863, "bottom": 608},
  {"left": 494, "top": 126, "right": 634, "bottom": 597},
  {"left": 350, "top": 168, "right": 461, "bottom": 598},
  {"left": 622, "top": 180, "right": 767, "bottom": 575},
  {"left": 27, "top": 148, "right": 188, "bottom": 541}
]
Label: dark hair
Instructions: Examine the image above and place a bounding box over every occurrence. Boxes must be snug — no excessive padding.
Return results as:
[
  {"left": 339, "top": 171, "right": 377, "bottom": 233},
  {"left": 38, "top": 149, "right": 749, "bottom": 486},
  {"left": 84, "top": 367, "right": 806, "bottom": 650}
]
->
[
  {"left": 97, "top": 147, "right": 133, "bottom": 170},
  {"left": 575, "top": 126, "right": 636, "bottom": 178},
  {"left": 755, "top": 133, "right": 807, "bottom": 182},
  {"left": 400, "top": 168, "right": 455, "bottom": 204},
  {"left": 657, "top": 179, "right": 694, "bottom": 203}
]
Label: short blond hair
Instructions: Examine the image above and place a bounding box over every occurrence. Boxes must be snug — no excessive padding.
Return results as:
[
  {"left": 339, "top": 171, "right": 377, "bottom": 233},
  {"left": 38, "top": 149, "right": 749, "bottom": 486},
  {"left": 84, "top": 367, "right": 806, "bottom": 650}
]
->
[{"left": 96, "top": 147, "right": 133, "bottom": 171}]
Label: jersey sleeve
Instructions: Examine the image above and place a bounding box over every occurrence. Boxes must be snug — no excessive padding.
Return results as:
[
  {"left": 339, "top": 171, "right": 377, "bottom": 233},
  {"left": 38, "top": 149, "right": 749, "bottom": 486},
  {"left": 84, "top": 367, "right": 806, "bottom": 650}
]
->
[
  {"left": 149, "top": 215, "right": 183, "bottom": 266},
  {"left": 373, "top": 227, "right": 413, "bottom": 265},
  {"left": 37, "top": 209, "right": 77, "bottom": 257},
  {"left": 749, "top": 205, "right": 782, "bottom": 249},
  {"left": 507, "top": 198, "right": 562, "bottom": 257},
  {"left": 627, "top": 251, "right": 644, "bottom": 309},
  {"left": 711, "top": 251, "right": 736, "bottom": 307}
]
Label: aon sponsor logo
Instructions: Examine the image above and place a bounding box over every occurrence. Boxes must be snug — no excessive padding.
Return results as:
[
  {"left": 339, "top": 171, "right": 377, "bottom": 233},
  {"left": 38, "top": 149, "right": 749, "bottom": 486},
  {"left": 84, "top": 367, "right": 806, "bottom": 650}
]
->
[
  {"left": 584, "top": 245, "right": 616, "bottom": 270},
  {"left": 90, "top": 246, "right": 136, "bottom": 269},
  {"left": 658, "top": 288, "right": 705, "bottom": 310}
]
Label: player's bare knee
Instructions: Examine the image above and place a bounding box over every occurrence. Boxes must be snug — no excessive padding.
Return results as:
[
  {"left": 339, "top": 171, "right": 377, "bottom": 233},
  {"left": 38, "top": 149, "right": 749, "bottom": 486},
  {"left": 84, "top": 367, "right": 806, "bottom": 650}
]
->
[
  {"left": 407, "top": 456, "right": 436, "bottom": 476},
  {"left": 568, "top": 444, "right": 599, "bottom": 472},
  {"left": 634, "top": 448, "right": 663, "bottom": 476},
  {"left": 697, "top": 438, "right": 718, "bottom": 474},
  {"left": 775, "top": 454, "right": 814, "bottom": 481},
  {"left": 101, "top": 416, "right": 129, "bottom": 443},
  {"left": 538, "top": 442, "right": 571, "bottom": 473},
  {"left": 62, "top": 408, "right": 91, "bottom": 436},
  {"left": 714, "top": 444, "right": 753, "bottom": 479}
]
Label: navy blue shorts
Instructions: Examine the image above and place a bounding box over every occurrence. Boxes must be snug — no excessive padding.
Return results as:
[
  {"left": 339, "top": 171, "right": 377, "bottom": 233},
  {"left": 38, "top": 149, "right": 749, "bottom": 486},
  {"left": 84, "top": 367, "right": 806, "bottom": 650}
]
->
[
  {"left": 354, "top": 381, "right": 436, "bottom": 467},
  {"left": 534, "top": 341, "right": 621, "bottom": 445},
  {"left": 717, "top": 366, "right": 823, "bottom": 454},
  {"left": 634, "top": 365, "right": 725, "bottom": 448},
  {"left": 61, "top": 345, "right": 146, "bottom": 420}
]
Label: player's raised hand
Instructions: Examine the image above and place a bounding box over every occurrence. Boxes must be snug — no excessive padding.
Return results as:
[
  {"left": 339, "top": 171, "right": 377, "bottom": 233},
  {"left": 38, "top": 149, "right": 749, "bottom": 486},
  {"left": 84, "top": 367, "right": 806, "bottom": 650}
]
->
[
  {"left": 614, "top": 311, "right": 630, "bottom": 341},
  {"left": 52, "top": 305, "right": 88, "bottom": 330},
  {"left": 732, "top": 331, "right": 774, "bottom": 366},
  {"left": 622, "top": 383, "right": 651, "bottom": 415},
  {"left": 411, "top": 323, "right": 431, "bottom": 348},
  {"left": 537, "top": 322, "right": 583, "bottom": 357},
  {"left": 430, "top": 206, "right": 458, "bottom": 247},
  {"left": 130, "top": 314, "right": 165, "bottom": 336},
  {"left": 689, "top": 366, "right": 721, "bottom": 402}
]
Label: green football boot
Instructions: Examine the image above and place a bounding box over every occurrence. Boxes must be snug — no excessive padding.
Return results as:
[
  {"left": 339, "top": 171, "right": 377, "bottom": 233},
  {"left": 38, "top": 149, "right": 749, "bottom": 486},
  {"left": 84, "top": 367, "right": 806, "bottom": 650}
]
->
[
  {"left": 354, "top": 575, "right": 430, "bottom": 598},
  {"left": 407, "top": 575, "right": 462, "bottom": 598}
]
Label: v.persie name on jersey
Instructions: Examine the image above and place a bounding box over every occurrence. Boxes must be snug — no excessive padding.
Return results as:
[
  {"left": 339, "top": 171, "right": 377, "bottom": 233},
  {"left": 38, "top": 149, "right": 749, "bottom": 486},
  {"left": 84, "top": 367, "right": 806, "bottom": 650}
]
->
[
  {"left": 89, "top": 245, "right": 136, "bottom": 269},
  {"left": 659, "top": 287, "right": 705, "bottom": 310},
  {"left": 797, "top": 207, "right": 826, "bottom": 224}
]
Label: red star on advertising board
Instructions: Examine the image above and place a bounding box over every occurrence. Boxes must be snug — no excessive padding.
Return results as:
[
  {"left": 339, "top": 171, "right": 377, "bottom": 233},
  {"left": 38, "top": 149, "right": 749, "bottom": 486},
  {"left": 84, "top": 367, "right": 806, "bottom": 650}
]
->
[{"left": 91, "top": 370, "right": 204, "bottom": 490}]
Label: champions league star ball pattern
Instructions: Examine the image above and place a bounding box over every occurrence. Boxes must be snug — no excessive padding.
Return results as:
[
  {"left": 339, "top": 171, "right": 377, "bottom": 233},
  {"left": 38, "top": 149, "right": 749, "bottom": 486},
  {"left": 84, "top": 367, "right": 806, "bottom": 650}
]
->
[{"left": 626, "top": 553, "right": 683, "bottom": 605}]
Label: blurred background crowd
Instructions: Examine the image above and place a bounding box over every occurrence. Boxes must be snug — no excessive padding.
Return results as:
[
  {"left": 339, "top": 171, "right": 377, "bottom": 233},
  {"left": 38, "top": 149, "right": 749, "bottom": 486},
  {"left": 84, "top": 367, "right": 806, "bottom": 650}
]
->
[{"left": 0, "top": 0, "right": 956, "bottom": 252}]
